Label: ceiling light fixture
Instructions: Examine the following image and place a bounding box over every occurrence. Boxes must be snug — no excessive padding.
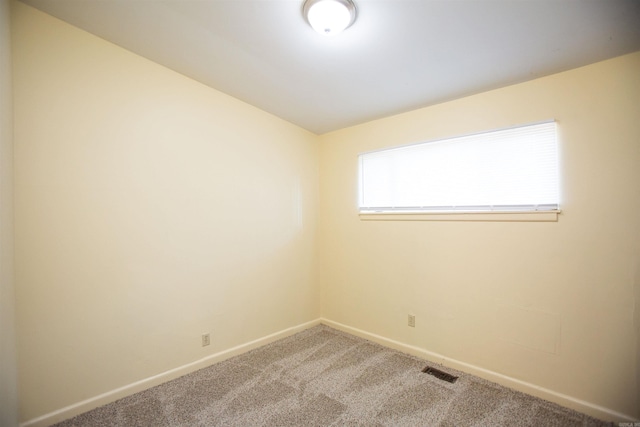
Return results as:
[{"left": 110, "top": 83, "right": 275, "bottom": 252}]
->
[{"left": 303, "top": 0, "right": 357, "bottom": 36}]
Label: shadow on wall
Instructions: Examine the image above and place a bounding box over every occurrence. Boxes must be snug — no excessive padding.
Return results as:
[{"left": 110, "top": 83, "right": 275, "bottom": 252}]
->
[{"left": 636, "top": 249, "right": 640, "bottom": 417}]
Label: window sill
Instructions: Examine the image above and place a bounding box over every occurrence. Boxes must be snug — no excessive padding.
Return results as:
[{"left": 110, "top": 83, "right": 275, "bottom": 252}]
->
[{"left": 359, "top": 210, "right": 560, "bottom": 222}]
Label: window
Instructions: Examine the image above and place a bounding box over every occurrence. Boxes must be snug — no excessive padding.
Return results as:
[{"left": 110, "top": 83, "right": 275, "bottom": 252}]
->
[{"left": 358, "top": 121, "right": 559, "bottom": 214}]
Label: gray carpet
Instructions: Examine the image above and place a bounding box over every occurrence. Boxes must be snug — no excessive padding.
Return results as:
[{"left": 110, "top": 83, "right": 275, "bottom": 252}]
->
[{"left": 53, "top": 325, "right": 611, "bottom": 426}]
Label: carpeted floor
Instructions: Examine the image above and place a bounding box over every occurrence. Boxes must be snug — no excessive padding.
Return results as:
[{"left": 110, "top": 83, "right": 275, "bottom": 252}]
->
[{"left": 54, "top": 325, "right": 611, "bottom": 426}]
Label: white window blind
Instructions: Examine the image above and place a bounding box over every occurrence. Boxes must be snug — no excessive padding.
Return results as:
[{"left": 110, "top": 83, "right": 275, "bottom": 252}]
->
[{"left": 359, "top": 121, "right": 559, "bottom": 213}]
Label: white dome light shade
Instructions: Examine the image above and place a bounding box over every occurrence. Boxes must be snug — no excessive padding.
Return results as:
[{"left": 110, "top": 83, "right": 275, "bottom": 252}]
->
[{"left": 303, "top": 0, "right": 357, "bottom": 36}]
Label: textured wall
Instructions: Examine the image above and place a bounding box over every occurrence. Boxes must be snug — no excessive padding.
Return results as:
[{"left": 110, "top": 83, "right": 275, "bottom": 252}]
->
[
  {"left": 319, "top": 52, "right": 640, "bottom": 419},
  {"left": 13, "top": 2, "right": 319, "bottom": 422}
]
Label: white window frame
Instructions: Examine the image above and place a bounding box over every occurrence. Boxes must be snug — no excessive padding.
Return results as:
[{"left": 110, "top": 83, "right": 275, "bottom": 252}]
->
[{"left": 358, "top": 121, "right": 561, "bottom": 222}]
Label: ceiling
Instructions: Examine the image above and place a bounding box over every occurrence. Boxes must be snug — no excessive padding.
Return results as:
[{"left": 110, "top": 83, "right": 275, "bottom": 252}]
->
[{"left": 19, "top": 0, "right": 640, "bottom": 135}]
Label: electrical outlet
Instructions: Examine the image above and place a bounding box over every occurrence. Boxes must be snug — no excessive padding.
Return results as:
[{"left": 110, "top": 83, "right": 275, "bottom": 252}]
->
[
  {"left": 408, "top": 314, "right": 415, "bottom": 328},
  {"left": 202, "top": 333, "right": 210, "bottom": 347}
]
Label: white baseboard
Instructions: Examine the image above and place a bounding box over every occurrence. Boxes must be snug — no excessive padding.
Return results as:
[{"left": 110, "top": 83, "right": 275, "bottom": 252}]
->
[
  {"left": 21, "top": 317, "right": 637, "bottom": 426},
  {"left": 20, "top": 318, "right": 322, "bottom": 427},
  {"left": 320, "top": 318, "right": 637, "bottom": 423}
]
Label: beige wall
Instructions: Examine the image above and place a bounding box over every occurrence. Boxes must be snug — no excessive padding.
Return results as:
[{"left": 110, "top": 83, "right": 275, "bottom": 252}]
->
[
  {"left": 13, "top": 2, "right": 319, "bottom": 422},
  {"left": 1, "top": 0, "right": 17, "bottom": 425},
  {"left": 319, "top": 52, "right": 640, "bottom": 418}
]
